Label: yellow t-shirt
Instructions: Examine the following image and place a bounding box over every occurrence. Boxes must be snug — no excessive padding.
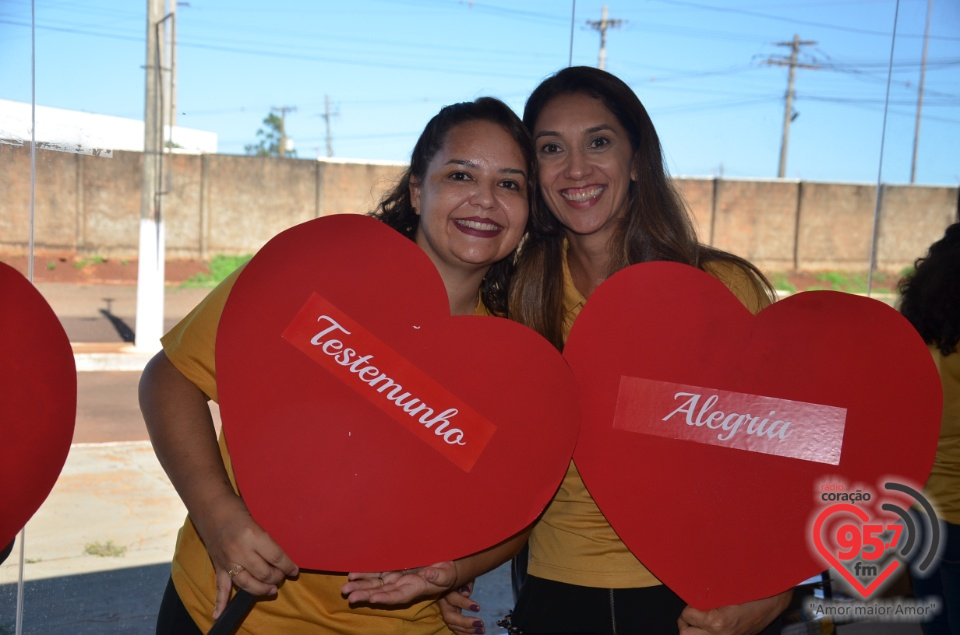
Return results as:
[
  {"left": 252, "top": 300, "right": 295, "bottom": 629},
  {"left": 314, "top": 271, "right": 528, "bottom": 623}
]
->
[
  {"left": 526, "top": 257, "right": 772, "bottom": 588},
  {"left": 162, "top": 264, "right": 466, "bottom": 634},
  {"left": 924, "top": 346, "right": 960, "bottom": 525}
]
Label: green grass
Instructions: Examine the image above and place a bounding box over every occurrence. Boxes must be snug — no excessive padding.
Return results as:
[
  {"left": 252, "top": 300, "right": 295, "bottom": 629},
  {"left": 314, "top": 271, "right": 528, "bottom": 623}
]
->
[
  {"left": 814, "top": 271, "right": 897, "bottom": 293},
  {"left": 768, "top": 270, "right": 901, "bottom": 295},
  {"left": 768, "top": 272, "right": 796, "bottom": 294},
  {"left": 73, "top": 255, "right": 106, "bottom": 269},
  {"left": 84, "top": 539, "right": 126, "bottom": 558},
  {"left": 182, "top": 254, "right": 253, "bottom": 288}
]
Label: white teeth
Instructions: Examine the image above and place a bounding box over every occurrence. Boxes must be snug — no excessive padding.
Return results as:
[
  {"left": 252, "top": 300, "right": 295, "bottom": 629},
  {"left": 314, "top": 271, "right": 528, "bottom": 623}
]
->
[
  {"left": 561, "top": 186, "right": 604, "bottom": 202},
  {"left": 455, "top": 219, "right": 501, "bottom": 231}
]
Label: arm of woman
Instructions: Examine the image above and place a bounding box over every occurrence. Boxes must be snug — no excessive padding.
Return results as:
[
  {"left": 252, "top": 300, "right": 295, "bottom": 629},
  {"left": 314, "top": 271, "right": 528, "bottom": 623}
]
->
[
  {"left": 678, "top": 589, "right": 792, "bottom": 635},
  {"left": 139, "top": 351, "right": 298, "bottom": 618}
]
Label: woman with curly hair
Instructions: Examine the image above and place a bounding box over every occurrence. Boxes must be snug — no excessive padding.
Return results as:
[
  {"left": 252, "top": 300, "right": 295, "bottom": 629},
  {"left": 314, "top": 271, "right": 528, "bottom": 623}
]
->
[{"left": 898, "top": 222, "right": 960, "bottom": 635}]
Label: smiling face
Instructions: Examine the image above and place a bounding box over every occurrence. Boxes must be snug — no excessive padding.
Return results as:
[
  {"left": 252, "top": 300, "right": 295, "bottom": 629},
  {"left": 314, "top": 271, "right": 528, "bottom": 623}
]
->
[
  {"left": 533, "top": 92, "right": 637, "bottom": 244},
  {"left": 410, "top": 120, "right": 529, "bottom": 281}
]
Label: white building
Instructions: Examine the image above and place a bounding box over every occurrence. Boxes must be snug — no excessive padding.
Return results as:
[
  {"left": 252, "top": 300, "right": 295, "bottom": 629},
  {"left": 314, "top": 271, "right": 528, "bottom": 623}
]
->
[{"left": 0, "top": 99, "right": 217, "bottom": 157}]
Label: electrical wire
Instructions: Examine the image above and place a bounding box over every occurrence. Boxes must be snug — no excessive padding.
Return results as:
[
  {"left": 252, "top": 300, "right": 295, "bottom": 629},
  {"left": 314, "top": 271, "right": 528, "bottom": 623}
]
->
[{"left": 868, "top": 0, "right": 902, "bottom": 296}]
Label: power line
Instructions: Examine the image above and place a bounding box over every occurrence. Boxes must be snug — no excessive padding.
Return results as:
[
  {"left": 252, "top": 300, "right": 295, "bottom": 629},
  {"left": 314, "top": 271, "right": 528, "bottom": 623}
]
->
[{"left": 652, "top": 0, "right": 960, "bottom": 42}]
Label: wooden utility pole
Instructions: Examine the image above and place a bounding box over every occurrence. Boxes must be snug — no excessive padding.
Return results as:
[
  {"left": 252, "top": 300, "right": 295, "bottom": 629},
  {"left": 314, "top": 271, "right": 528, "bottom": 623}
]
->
[
  {"left": 322, "top": 95, "right": 337, "bottom": 158},
  {"left": 586, "top": 5, "right": 622, "bottom": 71},
  {"left": 168, "top": 1, "right": 178, "bottom": 128},
  {"left": 135, "top": 0, "right": 166, "bottom": 351},
  {"left": 911, "top": 0, "right": 933, "bottom": 184},
  {"left": 766, "top": 35, "right": 818, "bottom": 178},
  {"left": 272, "top": 105, "right": 296, "bottom": 157}
]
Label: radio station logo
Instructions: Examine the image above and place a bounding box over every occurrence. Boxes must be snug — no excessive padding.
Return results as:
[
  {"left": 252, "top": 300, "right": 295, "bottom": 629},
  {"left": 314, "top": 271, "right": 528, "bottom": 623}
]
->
[{"left": 810, "top": 479, "right": 942, "bottom": 600}]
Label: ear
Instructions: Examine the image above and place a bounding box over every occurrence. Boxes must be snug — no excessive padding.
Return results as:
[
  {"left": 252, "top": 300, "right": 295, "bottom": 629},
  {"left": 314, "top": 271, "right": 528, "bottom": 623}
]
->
[
  {"left": 630, "top": 153, "right": 639, "bottom": 182},
  {"left": 409, "top": 176, "right": 422, "bottom": 215}
]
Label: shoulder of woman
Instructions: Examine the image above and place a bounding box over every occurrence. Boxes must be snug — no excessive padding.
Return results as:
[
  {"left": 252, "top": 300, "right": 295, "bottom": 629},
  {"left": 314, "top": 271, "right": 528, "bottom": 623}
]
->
[{"left": 702, "top": 259, "right": 771, "bottom": 315}]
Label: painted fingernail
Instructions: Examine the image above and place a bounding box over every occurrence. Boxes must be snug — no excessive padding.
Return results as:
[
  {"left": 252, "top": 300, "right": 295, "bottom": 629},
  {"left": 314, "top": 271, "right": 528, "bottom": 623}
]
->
[
  {"left": 473, "top": 619, "right": 484, "bottom": 627},
  {"left": 470, "top": 604, "right": 481, "bottom": 613},
  {"left": 459, "top": 584, "right": 471, "bottom": 593}
]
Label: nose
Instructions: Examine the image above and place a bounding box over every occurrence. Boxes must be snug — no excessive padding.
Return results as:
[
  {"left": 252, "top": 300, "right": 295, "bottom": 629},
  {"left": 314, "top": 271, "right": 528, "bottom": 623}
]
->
[
  {"left": 471, "top": 179, "right": 496, "bottom": 209},
  {"left": 564, "top": 148, "right": 590, "bottom": 181}
]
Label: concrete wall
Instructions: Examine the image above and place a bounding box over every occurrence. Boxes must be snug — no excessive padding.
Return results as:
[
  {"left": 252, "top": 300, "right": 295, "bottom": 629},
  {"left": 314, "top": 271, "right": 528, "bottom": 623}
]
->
[
  {"left": 1, "top": 144, "right": 956, "bottom": 271},
  {"left": 712, "top": 179, "right": 799, "bottom": 272}
]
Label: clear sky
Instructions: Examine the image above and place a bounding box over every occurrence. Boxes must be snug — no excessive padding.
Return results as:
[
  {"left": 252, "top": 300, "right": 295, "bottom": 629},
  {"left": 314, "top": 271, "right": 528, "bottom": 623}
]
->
[{"left": 2, "top": 0, "right": 958, "bottom": 185}]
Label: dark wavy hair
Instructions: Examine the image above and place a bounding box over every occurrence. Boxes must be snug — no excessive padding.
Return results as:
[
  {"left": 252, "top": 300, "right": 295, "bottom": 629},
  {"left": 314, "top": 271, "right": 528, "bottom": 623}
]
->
[
  {"left": 510, "top": 66, "right": 773, "bottom": 349},
  {"left": 898, "top": 222, "right": 960, "bottom": 356},
  {"left": 371, "top": 97, "right": 534, "bottom": 315}
]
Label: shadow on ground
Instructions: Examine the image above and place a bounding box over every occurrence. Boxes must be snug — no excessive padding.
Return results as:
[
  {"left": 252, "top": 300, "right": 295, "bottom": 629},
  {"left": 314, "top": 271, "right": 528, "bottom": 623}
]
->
[
  {"left": 99, "top": 304, "right": 135, "bottom": 343},
  {"left": 0, "top": 563, "right": 168, "bottom": 634},
  {"left": 0, "top": 562, "right": 515, "bottom": 634}
]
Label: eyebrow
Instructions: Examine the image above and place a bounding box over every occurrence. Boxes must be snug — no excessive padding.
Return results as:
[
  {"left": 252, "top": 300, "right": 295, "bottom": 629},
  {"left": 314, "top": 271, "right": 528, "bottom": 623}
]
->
[
  {"left": 535, "top": 124, "right": 616, "bottom": 140},
  {"left": 445, "top": 159, "right": 526, "bottom": 179}
]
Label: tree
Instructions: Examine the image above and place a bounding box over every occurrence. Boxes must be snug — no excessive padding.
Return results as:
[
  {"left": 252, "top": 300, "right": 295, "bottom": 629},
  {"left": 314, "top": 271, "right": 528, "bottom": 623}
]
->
[{"left": 244, "top": 112, "right": 296, "bottom": 158}]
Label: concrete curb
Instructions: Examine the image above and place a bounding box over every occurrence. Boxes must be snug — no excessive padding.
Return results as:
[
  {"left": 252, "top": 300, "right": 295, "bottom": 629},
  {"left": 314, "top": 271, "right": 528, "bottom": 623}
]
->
[{"left": 72, "top": 343, "right": 157, "bottom": 373}]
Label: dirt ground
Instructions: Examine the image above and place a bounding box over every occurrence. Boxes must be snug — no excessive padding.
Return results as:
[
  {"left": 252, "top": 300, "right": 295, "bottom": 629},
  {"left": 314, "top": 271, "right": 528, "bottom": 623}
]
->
[
  {"left": 1, "top": 254, "right": 210, "bottom": 285},
  {"left": 0, "top": 254, "right": 903, "bottom": 294}
]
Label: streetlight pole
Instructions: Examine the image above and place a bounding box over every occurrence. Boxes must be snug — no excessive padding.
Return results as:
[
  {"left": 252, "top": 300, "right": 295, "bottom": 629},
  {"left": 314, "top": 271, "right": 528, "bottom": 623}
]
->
[{"left": 135, "top": 0, "right": 165, "bottom": 351}]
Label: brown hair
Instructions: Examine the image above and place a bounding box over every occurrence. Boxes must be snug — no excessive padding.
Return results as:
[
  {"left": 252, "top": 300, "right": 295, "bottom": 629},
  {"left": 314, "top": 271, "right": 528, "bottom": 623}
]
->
[
  {"left": 510, "top": 67, "right": 773, "bottom": 349},
  {"left": 371, "top": 97, "right": 534, "bottom": 315}
]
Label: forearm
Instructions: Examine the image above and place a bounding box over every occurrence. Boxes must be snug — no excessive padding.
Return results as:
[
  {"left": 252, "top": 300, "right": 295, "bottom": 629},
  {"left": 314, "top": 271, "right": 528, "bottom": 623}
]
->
[
  {"left": 679, "top": 588, "right": 793, "bottom": 634},
  {"left": 452, "top": 526, "right": 531, "bottom": 585},
  {"left": 139, "top": 351, "right": 240, "bottom": 526}
]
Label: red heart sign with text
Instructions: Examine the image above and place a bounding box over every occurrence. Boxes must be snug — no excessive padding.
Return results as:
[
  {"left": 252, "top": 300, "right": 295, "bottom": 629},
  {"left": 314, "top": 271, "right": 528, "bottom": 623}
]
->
[
  {"left": 0, "top": 263, "right": 76, "bottom": 549},
  {"left": 216, "top": 215, "right": 579, "bottom": 571},
  {"left": 564, "top": 262, "right": 941, "bottom": 609}
]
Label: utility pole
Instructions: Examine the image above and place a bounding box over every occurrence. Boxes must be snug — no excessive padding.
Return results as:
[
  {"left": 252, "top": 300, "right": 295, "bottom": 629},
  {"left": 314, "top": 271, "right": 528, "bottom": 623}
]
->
[
  {"left": 272, "top": 105, "right": 296, "bottom": 158},
  {"left": 169, "top": 2, "right": 177, "bottom": 129},
  {"left": 586, "top": 5, "right": 622, "bottom": 71},
  {"left": 766, "top": 35, "right": 818, "bottom": 178},
  {"left": 321, "top": 95, "right": 339, "bottom": 158},
  {"left": 135, "top": 0, "right": 165, "bottom": 351},
  {"left": 911, "top": 0, "right": 933, "bottom": 184},
  {"left": 159, "top": 0, "right": 177, "bottom": 133}
]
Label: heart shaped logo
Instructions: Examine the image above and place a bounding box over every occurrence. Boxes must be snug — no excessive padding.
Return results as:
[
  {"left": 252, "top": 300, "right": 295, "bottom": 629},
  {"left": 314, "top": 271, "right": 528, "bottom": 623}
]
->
[
  {"left": 563, "top": 262, "right": 941, "bottom": 609},
  {"left": 0, "top": 263, "right": 76, "bottom": 549},
  {"left": 812, "top": 503, "right": 902, "bottom": 598},
  {"left": 216, "top": 215, "right": 580, "bottom": 572}
]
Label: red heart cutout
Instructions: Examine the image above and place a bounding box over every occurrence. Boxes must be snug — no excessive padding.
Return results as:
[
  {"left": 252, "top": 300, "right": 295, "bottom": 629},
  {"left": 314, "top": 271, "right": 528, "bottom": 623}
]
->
[
  {"left": 812, "top": 504, "right": 901, "bottom": 598},
  {"left": 216, "top": 215, "right": 579, "bottom": 572},
  {"left": 564, "top": 262, "right": 941, "bottom": 609},
  {"left": 0, "top": 263, "right": 76, "bottom": 548}
]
